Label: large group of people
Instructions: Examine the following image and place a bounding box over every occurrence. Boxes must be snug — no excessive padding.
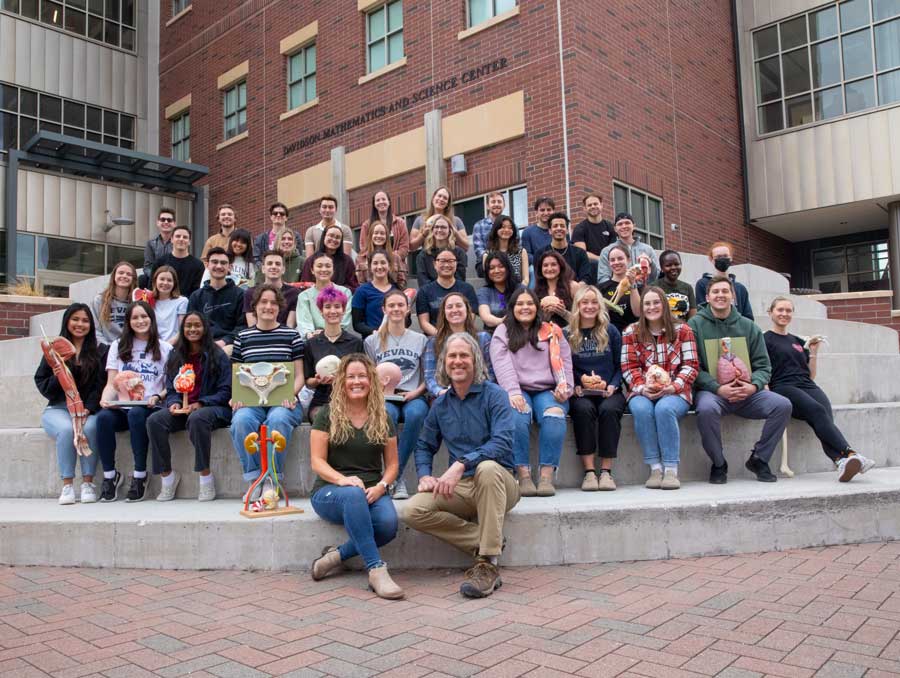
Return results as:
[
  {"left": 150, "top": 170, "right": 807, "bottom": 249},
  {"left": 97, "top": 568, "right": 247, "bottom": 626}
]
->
[{"left": 36, "top": 189, "right": 877, "bottom": 600}]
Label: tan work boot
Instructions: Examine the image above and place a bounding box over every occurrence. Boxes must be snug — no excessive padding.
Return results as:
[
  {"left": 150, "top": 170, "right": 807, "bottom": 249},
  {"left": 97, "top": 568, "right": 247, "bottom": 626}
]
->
[
  {"left": 518, "top": 472, "right": 537, "bottom": 497},
  {"left": 645, "top": 468, "right": 663, "bottom": 489},
  {"left": 581, "top": 471, "right": 599, "bottom": 491},
  {"left": 460, "top": 560, "right": 502, "bottom": 598},
  {"left": 597, "top": 471, "right": 617, "bottom": 491},
  {"left": 661, "top": 468, "right": 681, "bottom": 490},
  {"left": 311, "top": 546, "right": 343, "bottom": 581},
  {"left": 368, "top": 564, "right": 404, "bottom": 599}
]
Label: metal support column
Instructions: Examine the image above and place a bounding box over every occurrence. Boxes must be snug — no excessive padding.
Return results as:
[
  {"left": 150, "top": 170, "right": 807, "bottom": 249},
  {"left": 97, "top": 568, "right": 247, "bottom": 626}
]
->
[
  {"left": 889, "top": 201, "right": 900, "bottom": 311},
  {"left": 4, "top": 150, "right": 20, "bottom": 283},
  {"left": 330, "top": 146, "right": 349, "bottom": 227},
  {"left": 191, "top": 185, "right": 209, "bottom": 260},
  {"left": 424, "top": 110, "right": 445, "bottom": 198}
]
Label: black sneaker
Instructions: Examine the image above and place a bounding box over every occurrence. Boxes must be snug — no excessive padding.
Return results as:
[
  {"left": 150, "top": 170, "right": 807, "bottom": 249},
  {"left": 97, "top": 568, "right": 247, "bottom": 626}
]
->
[
  {"left": 709, "top": 461, "right": 728, "bottom": 484},
  {"left": 99, "top": 471, "right": 123, "bottom": 502},
  {"left": 745, "top": 454, "right": 777, "bottom": 482},
  {"left": 125, "top": 475, "right": 149, "bottom": 502}
]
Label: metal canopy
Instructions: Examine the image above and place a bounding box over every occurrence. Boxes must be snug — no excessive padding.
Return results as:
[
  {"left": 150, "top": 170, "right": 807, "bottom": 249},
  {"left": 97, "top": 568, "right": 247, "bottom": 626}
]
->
[{"left": 4, "top": 132, "right": 210, "bottom": 282}]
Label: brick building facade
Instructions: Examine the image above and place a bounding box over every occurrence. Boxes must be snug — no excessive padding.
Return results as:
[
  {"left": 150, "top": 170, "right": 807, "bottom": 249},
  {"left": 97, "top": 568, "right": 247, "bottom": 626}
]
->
[{"left": 159, "top": 0, "right": 792, "bottom": 273}]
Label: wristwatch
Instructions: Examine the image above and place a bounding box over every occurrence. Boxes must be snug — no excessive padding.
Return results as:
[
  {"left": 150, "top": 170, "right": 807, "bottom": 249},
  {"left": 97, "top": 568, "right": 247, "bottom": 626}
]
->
[{"left": 378, "top": 481, "right": 389, "bottom": 491}]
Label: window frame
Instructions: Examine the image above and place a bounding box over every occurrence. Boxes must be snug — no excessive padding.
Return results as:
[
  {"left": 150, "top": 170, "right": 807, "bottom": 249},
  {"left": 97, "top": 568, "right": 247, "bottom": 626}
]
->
[
  {"left": 0, "top": 0, "right": 138, "bottom": 53},
  {"left": 287, "top": 42, "right": 317, "bottom": 111},
  {"left": 170, "top": 110, "right": 190, "bottom": 161},
  {"left": 0, "top": 80, "right": 136, "bottom": 153},
  {"left": 172, "top": 0, "right": 190, "bottom": 16},
  {"left": 366, "top": 0, "right": 404, "bottom": 75},
  {"left": 612, "top": 181, "right": 665, "bottom": 250},
  {"left": 222, "top": 80, "right": 248, "bottom": 141},
  {"left": 811, "top": 239, "right": 891, "bottom": 292},
  {"left": 466, "top": 0, "right": 517, "bottom": 29},
  {"left": 751, "top": 0, "right": 900, "bottom": 136}
]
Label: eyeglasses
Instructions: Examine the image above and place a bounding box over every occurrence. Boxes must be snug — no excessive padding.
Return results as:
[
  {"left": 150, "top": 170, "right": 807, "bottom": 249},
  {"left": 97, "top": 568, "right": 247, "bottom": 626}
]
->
[
  {"left": 271, "top": 212, "right": 287, "bottom": 217},
  {"left": 158, "top": 217, "right": 174, "bottom": 223},
  {"left": 436, "top": 259, "right": 457, "bottom": 265}
]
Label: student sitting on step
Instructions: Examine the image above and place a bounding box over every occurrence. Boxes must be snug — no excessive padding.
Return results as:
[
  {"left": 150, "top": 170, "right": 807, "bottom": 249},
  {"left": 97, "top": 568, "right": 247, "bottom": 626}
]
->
[
  {"left": 96, "top": 301, "right": 172, "bottom": 503},
  {"left": 91, "top": 261, "right": 138, "bottom": 343},
  {"left": 621, "top": 286, "right": 699, "bottom": 490},
  {"left": 146, "top": 312, "right": 233, "bottom": 502},
  {"left": 766, "top": 296, "right": 875, "bottom": 481},
  {"left": 657, "top": 250, "right": 697, "bottom": 321},
  {"left": 35, "top": 303, "right": 109, "bottom": 505},
  {"left": 309, "top": 354, "right": 403, "bottom": 600}
]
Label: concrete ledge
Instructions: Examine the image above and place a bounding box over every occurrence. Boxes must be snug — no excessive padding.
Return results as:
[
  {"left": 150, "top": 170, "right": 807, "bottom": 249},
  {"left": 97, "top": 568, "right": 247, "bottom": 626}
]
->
[
  {"left": 4, "top": 403, "right": 899, "bottom": 500},
  {"left": 2, "top": 469, "right": 898, "bottom": 570}
]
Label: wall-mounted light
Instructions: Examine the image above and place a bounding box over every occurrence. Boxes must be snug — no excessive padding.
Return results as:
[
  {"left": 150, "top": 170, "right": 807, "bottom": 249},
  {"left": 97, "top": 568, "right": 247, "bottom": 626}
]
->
[
  {"left": 102, "top": 210, "right": 135, "bottom": 233},
  {"left": 451, "top": 154, "right": 467, "bottom": 176}
]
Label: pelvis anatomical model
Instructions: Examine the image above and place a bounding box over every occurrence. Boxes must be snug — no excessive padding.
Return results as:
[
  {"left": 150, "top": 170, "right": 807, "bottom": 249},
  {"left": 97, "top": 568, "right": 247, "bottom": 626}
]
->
[{"left": 237, "top": 362, "right": 288, "bottom": 405}]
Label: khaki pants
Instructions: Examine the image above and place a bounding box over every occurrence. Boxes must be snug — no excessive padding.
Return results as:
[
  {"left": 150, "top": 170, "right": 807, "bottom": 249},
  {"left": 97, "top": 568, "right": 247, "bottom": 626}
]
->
[{"left": 401, "top": 461, "right": 520, "bottom": 557}]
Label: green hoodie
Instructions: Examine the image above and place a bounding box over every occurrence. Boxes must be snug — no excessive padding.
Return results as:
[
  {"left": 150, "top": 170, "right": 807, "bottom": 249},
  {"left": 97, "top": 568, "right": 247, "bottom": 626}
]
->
[{"left": 687, "top": 304, "right": 771, "bottom": 394}]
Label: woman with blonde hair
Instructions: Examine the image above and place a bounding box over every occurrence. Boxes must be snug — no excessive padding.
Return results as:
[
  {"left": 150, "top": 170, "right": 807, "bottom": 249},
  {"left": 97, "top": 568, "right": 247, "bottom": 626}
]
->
[
  {"left": 621, "top": 286, "right": 699, "bottom": 490},
  {"left": 91, "top": 261, "right": 138, "bottom": 342},
  {"left": 416, "top": 215, "right": 468, "bottom": 286},
  {"left": 566, "top": 286, "right": 627, "bottom": 491},
  {"left": 355, "top": 220, "right": 407, "bottom": 287},
  {"left": 309, "top": 354, "right": 403, "bottom": 599},
  {"left": 409, "top": 185, "right": 469, "bottom": 251}
]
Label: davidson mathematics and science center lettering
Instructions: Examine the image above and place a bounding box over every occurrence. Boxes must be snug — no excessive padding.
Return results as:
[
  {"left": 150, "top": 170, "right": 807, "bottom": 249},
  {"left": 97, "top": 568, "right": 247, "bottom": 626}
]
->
[{"left": 282, "top": 57, "right": 510, "bottom": 157}]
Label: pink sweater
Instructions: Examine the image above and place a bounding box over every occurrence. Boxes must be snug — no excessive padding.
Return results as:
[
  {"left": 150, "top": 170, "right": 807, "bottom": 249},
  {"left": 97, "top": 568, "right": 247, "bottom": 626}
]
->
[{"left": 489, "top": 323, "right": 574, "bottom": 397}]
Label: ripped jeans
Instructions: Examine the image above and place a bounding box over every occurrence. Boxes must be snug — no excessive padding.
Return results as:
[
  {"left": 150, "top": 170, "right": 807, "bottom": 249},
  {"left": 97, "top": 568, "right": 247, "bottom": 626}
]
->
[{"left": 512, "top": 389, "right": 569, "bottom": 468}]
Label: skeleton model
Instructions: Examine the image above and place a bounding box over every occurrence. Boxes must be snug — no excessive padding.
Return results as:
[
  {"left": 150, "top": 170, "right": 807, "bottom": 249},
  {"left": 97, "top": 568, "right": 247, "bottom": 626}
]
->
[{"left": 236, "top": 362, "right": 288, "bottom": 405}]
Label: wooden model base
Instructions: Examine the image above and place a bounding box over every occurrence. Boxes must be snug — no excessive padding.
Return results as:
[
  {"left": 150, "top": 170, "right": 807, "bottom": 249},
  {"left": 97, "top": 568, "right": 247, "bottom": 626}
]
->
[{"left": 240, "top": 505, "right": 304, "bottom": 519}]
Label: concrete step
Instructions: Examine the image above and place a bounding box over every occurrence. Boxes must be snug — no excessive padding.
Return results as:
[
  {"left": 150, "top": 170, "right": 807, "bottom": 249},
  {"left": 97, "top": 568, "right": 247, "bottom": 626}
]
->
[
  {"left": 755, "top": 317, "right": 899, "bottom": 355},
  {"left": 2, "top": 468, "right": 897, "bottom": 571},
  {"left": 5, "top": 402, "right": 898, "bottom": 500},
  {"left": 808, "top": 355, "right": 900, "bottom": 404},
  {"left": 748, "top": 291, "right": 828, "bottom": 319}
]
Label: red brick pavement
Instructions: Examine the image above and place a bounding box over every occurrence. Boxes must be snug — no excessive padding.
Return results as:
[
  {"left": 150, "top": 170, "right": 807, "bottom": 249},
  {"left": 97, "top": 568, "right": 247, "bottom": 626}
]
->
[{"left": 1, "top": 543, "right": 899, "bottom": 677}]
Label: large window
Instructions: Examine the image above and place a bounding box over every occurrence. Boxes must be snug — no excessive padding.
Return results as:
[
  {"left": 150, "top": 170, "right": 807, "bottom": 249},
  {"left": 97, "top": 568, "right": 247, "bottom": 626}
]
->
[
  {"left": 287, "top": 44, "right": 316, "bottom": 110},
  {"left": 753, "top": 0, "right": 900, "bottom": 134},
  {"left": 0, "top": 82, "right": 136, "bottom": 152},
  {"left": 171, "top": 111, "right": 189, "bottom": 161},
  {"left": 367, "top": 0, "right": 403, "bottom": 74},
  {"left": 468, "top": 0, "right": 516, "bottom": 28},
  {"left": 223, "top": 81, "right": 247, "bottom": 140},
  {"left": 613, "top": 182, "right": 664, "bottom": 250},
  {"left": 812, "top": 240, "right": 890, "bottom": 292},
  {"left": 1, "top": 0, "right": 137, "bottom": 52}
]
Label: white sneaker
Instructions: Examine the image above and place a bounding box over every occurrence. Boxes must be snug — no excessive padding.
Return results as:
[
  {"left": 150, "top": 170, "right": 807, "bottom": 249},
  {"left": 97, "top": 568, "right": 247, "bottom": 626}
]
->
[
  {"left": 58, "top": 484, "right": 75, "bottom": 505},
  {"left": 156, "top": 472, "right": 180, "bottom": 501},
  {"left": 837, "top": 455, "right": 862, "bottom": 482},
  {"left": 392, "top": 479, "right": 409, "bottom": 500},
  {"left": 858, "top": 454, "right": 876, "bottom": 474},
  {"left": 198, "top": 476, "right": 216, "bottom": 502},
  {"left": 80, "top": 482, "right": 98, "bottom": 504}
]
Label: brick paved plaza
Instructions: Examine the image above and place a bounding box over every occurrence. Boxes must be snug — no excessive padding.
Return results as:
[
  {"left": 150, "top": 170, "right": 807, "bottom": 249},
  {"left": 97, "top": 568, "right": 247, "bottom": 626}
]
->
[{"left": 1, "top": 542, "right": 899, "bottom": 678}]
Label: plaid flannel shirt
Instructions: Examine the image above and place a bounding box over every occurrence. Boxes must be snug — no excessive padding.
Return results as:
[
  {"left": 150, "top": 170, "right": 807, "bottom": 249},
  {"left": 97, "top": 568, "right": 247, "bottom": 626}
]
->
[{"left": 620, "top": 322, "right": 699, "bottom": 404}]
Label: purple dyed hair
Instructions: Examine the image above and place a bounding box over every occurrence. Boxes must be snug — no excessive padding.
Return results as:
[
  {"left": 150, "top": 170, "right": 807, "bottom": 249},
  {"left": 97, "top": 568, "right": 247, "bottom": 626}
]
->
[{"left": 315, "top": 284, "right": 348, "bottom": 311}]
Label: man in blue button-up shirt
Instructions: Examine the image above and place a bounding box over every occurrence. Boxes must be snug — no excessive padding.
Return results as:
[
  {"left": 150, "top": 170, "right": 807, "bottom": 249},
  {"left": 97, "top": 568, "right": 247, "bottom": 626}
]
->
[{"left": 402, "top": 332, "right": 519, "bottom": 599}]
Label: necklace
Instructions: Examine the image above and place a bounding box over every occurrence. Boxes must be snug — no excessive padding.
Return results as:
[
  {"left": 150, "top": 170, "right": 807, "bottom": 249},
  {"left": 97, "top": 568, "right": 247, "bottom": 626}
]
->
[{"left": 324, "top": 329, "right": 342, "bottom": 342}]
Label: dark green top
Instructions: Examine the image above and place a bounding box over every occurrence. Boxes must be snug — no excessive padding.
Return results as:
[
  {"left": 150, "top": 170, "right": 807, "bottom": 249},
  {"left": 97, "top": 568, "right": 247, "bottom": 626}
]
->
[{"left": 311, "top": 405, "right": 396, "bottom": 496}]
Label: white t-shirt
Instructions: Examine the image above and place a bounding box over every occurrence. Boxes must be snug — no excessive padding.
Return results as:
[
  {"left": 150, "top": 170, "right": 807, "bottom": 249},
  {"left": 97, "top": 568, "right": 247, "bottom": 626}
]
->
[
  {"left": 106, "top": 338, "right": 173, "bottom": 398},
  {"left": 153, "top": 297, "right": 189, "bottom": 342}
]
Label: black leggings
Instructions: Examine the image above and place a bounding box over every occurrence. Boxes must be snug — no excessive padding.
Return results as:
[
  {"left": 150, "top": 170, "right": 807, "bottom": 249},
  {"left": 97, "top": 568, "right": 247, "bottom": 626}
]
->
[
  {"left": 147, "top": 406, "right": 232, "bottom": 474},
  {"left": 569, "top": 391, "right": 626, "bottom": 458},
  {"left": 771, "top": 382, "right": 849, "bottom": 462}
]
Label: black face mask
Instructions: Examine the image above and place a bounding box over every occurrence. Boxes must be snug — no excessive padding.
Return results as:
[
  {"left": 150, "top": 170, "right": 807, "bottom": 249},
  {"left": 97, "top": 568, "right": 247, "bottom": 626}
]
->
[{"left": 714, "top": 256, "right": 732, "bottom": 272}]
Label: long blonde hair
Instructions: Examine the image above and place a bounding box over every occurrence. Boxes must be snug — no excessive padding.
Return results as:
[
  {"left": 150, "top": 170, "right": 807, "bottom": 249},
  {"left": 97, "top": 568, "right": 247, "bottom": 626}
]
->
[
  {"left": 100, "top": 261, "right": 138, "bottom": 322},
  {"left": 377, "top": 289, "right": 409, "bottom": 352},
  {"left": 363, "top": 220, "right": 396, "bottom": 260},
  {"left": 423, "top": 214, "right": 457, "bottom": 253},
  {"left": 568, "top": 285, "right": 610, "bottom": 353},
  {"left": 328, "top": 354, "right": 391, "bottom": 446}
]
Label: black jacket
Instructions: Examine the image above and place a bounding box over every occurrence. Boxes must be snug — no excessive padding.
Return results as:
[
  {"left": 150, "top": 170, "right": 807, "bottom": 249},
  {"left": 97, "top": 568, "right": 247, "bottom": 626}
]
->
[
  {"left": 187, "top": 279, "right": 247, "bottom": 344},
  {"left": 34, "top": 343, "right": 110, "bottom": 413},
  {"left": 164, "top": 347, "right": 232, "bottom": 410}
]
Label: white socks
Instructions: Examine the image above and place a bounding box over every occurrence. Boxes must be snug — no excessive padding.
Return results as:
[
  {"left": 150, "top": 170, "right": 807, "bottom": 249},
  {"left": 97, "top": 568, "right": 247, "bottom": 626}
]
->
[{"left": 199, "top": 474, "right": 214, "bottom": 486}]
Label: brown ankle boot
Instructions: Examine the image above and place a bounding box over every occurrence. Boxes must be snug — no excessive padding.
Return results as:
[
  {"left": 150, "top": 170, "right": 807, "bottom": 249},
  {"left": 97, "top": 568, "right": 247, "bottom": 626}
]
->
[
  {"left": 460, "top": 560, "right": 501, "bottom": 598},
  {"left": 311, "top": 546, "right": 342, "bottom": 581},
  {"left": 536, "top": 468, "right": 555, "bottom": 497},
  {"left": 368, "top": 564, "right": 404, "bottom": 599}
]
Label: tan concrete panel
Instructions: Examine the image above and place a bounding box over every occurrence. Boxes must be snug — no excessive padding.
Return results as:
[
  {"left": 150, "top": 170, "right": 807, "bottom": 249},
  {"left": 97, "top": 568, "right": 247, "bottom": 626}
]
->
[
  {"left": 13, "top": 19, "right": 29, "bottom": 85},
  {"left": 16, "top": 169, "right": 26, "bottom": 231},
  {"left": 0, "top": 16, "right": 15, "bottom": 83},
  {"left": 85, "top": 43, "right": 101, "bottom": 104},
  {"left": 74, "top": 180, "right": 92, "bottom": 241},
  {"left": 763, "top": 137, "right": 785, "bottom": 216},
  {"left": 813, "top": 124, "right": 837, "bottom": 208},
  {"left": 831, "top": 122, "right": 854, "bottom": 206},
  {"left": 112, "top": 51, "right": 125, "bottom": 112},
  {"left": 43, "top": 29, "right": 59, "bottom": 95},
  {"left": 345, "top": 127, "right": 426, "bottom": 190},
  {"left": 890, "top": 108, "right": 900, "bottom": 195},
  {"left": 848, "top": 116, "right": 874, "bottom": 202},
  {"left": 441, "top": 90, "right": 525, "bottom": 159},
  {"left": 780, "top": 132, "right": 802, "bottom": 214},
  {"left": 28, "top": 25, "right": 44, "bottom": 92},
  {"left": 25, "top": 171, "right": 44, "bottom": 234},
  {"left": 279, "top": 21, "right": 318, "bottom": 55},
  {"left": 868, "top": 113, "right": 894, "bottom": 199},
  {"left": 98, "top": 44, "right": 112, "bottom": 109},
  {"left": 217, "top": 60, "right": 249, "bottom": 90},
  {"left": 165, "top": 94, "right": 192, "bottom": 120},
  {"left": 71, "top": 39, "right": 86, "bottom": 102},
  {"left": 90, "top": 183, "right": 107, "bottom": 242},
  {"left": 795, "top": 127, "right": 818, "bottom": 212},
  {"left": 58, "top": 36, "right": 74, "bottom": 100},
  {"left": 41, "top": 174, "right": 60, "bottom": 237},
  {"left": 277, "top": 161, "right": 332, "bottom": 209}
]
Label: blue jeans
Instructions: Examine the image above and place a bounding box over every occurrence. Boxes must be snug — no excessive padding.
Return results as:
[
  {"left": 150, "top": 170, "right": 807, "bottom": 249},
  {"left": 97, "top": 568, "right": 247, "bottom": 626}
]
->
[
  {"left": 628, "top": 395, "right": 689, "bottom": 467},
  {"left": 41, "top": 405, "right": 99, "bottom": 479},
  {"left": 230, "top": 405, "right": 304, "bottom": 482},
  {"left": 95, "top": 406, "right": 156, "bottom": 473},
  {"left": 512, "top": 390, "right": 569, "bottom": 468},
  {"left": 311, "top": 485, "right": 398, "bottom": 570},
  {"left": 385, "top": 397, "right": 429, "bottom": 476}
]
